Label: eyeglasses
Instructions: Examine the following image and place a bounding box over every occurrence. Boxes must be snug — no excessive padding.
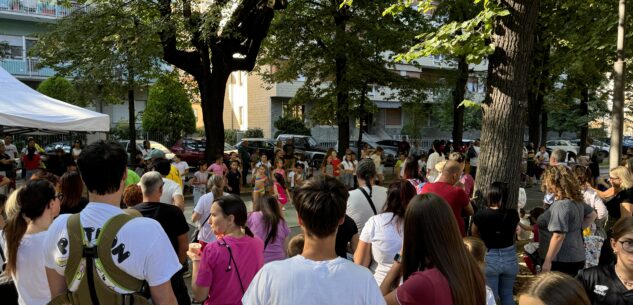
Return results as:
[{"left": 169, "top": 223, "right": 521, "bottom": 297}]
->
[
  {"left": 620, "top": 240, "right": 633, "bottom": 253},
  {"left": 55, "top": 193, "right": 64, "bottom": 201},
  {"left": 610, "top": 177, "right": 621, "bottom": 181}
]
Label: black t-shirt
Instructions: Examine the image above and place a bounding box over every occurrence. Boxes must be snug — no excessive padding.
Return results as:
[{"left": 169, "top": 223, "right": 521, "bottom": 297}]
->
[
  {"left": 577, "top": 264, "right": 633, "bottom": 305},
  {"left": 0, "top": 152, "right": 13, "bottom": 172},
  {"left": 226, "top": 170, "right": 241, "bottom": 195},
  {"left": 606, "top": 189, "right": 633, "bottom": 219},
  {"left": 335, "top": 215, "right": 358, "bottom": 258},
  {"left": 133, "top": 202, "right": 190, "bottom": 253},
  {"left": 473, "top": 208, "right": 520, "bottom": 249}
]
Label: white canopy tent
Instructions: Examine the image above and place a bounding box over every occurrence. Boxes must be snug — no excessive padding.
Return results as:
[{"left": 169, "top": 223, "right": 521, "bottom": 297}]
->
[{"left": 0, "top": 67, "right": 110, "bottom": 133}]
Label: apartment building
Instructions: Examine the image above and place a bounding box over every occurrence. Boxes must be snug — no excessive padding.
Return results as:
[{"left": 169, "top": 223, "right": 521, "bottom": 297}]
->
[
  {"left": 220, "top": 55, "right": 487, "bottom": 141},
  {"left": 0, "top": 0, "right": 146, "bottom": 128}
]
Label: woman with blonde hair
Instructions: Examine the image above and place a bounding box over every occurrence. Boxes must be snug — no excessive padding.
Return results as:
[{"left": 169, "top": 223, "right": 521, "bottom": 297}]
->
[
  {"left": 192, "top": 174, "right": 227, "bottom": 249},
  {"left": 537, "top": 165, "right": 596, "bottom": 276},
  {"left": 598, "top": 166, "right": 633, "bottom": 265}
]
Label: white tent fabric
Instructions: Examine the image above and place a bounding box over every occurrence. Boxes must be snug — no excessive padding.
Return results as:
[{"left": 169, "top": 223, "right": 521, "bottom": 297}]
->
[{"left": 0, "top": 67, "right": 110, "bottom": 132}]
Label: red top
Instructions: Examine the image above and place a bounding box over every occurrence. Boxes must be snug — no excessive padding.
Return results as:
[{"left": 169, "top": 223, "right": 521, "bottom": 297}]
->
[
  {"left": 21, "top": 154, "right": 41, "bottom": 170},
  {"left": 397, "top": 268, "right": 453, "bottom": 305},
  {"left": 421, "top": 181, "right": 470, "bottom": 236},
  {"left": 331, "top": 158, "right": 341, "bottom": 177}
]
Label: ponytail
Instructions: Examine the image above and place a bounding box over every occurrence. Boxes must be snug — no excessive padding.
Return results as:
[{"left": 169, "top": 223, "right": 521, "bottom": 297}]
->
[
  {"left": 208, "top": 174, "right": 224, "bottom": 199},
  {"left": 244, "top": 226, "right": 254, "bottom": 238},
  {"left": 3, "top": 211, "right": 28, "bottom": 276},
  {"left": 4, "top": 180, "right": 55, "bottom": 276}
]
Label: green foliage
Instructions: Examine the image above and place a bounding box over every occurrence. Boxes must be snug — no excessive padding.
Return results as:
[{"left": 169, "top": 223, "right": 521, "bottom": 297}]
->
[
  {"left": 31, "top": 0, "right": 163, "bottom": 103},
  {"left": 385, "top": 0, "right": 507, "bottom": 65},
  {"left": 259, "top": 0, "right": 429, "bottom": 126},
  {"left": 142, "top": 73, "right": 196, "bottom": 140},
  {"left": 109, "top": 121, "right": 138, "bottom": 140},
  {"left": 430, "top": 100, "right": 482, "bottom": 132},
  {"left": 224, "top": 129, "right": 238, "bottom": 145},
  {"left": 37, "top": 76, "right": 83, "bottom": 106},
  {"left": 244, "top": 128, "right": 264, "bottom": 139},
  {"left": 273, "top": 116, "right": 311, "bottom": 138},
  {"left": 0, "top": 41, "right": 8, "bottom": 59}
]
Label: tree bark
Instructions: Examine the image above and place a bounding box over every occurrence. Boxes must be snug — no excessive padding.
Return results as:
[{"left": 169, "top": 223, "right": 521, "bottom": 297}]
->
[
  {"left": 452, "top": 56, "right": 468, "bottom": 148},
  {"left": 610, "top": 0, "right": 626, "bottom": 169},
  {"left": 475, "top": 0, "right": 540, "bottom": 208},
  {"left": 127, "top": 72, "right": 137, "bottom": 164},
  {"left": 527, "top": 43, "right": 550, "bottom": 148},
  {"left": 540, "top": 110, "right": 548, "bottom": 144},
  {"left": 579, "top": 86, "right": 589, "bottom": 155},
  {"left": 335, "top": 9, "right": 350, "bottom": 157}
]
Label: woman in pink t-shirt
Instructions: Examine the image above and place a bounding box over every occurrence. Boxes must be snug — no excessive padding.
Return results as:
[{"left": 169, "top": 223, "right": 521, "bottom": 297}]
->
[
  {"left": 247, "top": 195, "right": 290, "bottom": 263},
  {"left": 380, "top": 193, "right": 487, "bottom": 305},
  {"left": 188, "top": 194, "right": 264, "bottom": 305}
]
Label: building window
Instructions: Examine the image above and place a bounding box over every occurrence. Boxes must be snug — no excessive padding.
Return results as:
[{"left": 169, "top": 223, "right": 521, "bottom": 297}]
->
[
  {"left": 0, "top": 34, "right": 24, "bottom": 59},
  {"left": 282, "top": 101, "right": 305, "bottom": 119},
  {"left": 385, "top": 108, "right": 402, "bottom": 126}
]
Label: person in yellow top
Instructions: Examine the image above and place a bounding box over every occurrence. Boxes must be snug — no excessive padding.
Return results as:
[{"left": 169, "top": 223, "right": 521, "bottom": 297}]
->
[{"left": 144, "top": 149, "right": 183, "bottom": 189}]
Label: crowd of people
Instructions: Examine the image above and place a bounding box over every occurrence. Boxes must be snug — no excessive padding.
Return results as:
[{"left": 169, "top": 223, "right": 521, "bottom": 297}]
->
[{"left": 0, "top": 134, "right": 632, "bottom": 305}]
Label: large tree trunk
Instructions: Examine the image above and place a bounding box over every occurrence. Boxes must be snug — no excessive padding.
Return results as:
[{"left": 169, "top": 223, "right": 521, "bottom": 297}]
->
[
  {"left": 540, "top": 110, "right": 548, "bottom": 144},
  {"left": 199, "top": 53, "right": 230, "bottom": 161},
  {"left": 335, "top": 10, "right": 350, "bottom": 157},
  {"left": 579, "top": 86, "right": 589, "bottom": 155},
  {"left": 475, "top": 0, "right": 540, "bottom": 208},
  {"left": 452, "top": 56, "right": 468, "bottom": 148},
  {"left": 127, "top": 76, "right": 137, "bottom": 164}
]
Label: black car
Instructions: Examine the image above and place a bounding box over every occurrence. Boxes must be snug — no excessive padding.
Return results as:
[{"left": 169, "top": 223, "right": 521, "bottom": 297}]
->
[{"left": 235, "top": 138, "right": 277, "bottom": 162}]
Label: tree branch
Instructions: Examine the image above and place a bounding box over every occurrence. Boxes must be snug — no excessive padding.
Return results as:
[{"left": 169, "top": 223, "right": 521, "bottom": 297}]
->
[{"left": 157, "top": 0, "right": 203, "bottom": 77}]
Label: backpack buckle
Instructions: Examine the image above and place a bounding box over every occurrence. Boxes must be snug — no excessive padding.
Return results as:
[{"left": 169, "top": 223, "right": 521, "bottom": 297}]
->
[{"left": 83, "top": 246, "right": 98, "bottom": 258}]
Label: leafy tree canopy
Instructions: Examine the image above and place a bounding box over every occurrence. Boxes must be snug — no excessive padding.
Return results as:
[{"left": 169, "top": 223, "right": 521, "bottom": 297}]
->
[
  {"left": 142, "top": 73, "right": 196, "bottom": 140},
  {"left": 37, "top": 76, "right": 83, "bottom": 106},
  {"left": 274, "top": 116, "right": 311, "bottom": 138}
]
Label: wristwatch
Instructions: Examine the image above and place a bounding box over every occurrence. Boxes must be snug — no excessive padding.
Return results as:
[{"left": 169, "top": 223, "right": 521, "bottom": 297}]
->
[{"left": 393, "top": 253, "right": 402, "bottom": 264}]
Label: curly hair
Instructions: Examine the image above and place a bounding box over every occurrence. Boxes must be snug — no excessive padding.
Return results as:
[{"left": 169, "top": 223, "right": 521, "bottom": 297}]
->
[{"left": 541, "top": 165, "right": 583, "bottom": 202}]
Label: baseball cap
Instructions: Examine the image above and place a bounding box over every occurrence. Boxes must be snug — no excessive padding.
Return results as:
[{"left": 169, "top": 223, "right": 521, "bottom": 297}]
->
[{"left": 144, "top": 149, "right": 166, "bottom": 160}]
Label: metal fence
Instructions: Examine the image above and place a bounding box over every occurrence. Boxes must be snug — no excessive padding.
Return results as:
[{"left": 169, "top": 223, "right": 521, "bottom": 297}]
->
[
  {"left": 0, "top": 0, "right": 89, "bottom": 18},
  {"left": 10, "top": 133, "right": 87, "bottom": 153}
]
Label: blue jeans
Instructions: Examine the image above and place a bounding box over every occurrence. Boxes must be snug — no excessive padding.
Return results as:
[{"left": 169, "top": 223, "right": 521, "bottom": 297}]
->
[{"left": 485, "top": 245, "right": 518, "bottom": 305}]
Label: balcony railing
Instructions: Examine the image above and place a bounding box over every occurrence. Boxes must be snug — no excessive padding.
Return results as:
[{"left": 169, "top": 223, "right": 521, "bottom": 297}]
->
[
  {"left": 0, "top": 58, "right": 55, "bottom": 78},
  {"left": 0, "top": 0, "right": 86, "bottom": 19}
]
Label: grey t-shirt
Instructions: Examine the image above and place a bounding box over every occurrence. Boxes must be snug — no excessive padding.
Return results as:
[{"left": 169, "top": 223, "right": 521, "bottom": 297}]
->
[{"left": 537, "top": 199, "right": 593, "bottom": 262}]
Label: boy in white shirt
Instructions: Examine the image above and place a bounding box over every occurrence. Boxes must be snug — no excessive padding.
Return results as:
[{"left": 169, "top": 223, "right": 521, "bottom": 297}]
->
[
  {"left": 44, "top": 140, "right": 180, "bottom": 305},
  {"left": 243, "top": 176, "right": 385, "bottom": 305}
]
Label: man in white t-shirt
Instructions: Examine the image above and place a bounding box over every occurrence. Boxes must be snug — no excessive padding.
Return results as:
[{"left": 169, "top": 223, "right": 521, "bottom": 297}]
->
[
  {"left": 468, "top": 139, "right": 480, "bottom": 179},
  {"left": 347, "top": 159, "right": 388, "bottom": 233},
  {"left": 44, "top": 140, "right": 180, "bottom": 305},
  {"left": 3, "top": 135, "right": 18, "bottom": 158},
  {"left": 153, "top": 159, "right": 185, "bottom": 210},
  {"left": 242, "top": 176, "right": 385, "bottom": 305}
]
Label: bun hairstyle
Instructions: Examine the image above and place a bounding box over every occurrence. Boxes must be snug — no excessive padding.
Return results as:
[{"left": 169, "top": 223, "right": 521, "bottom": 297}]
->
[
  {"left": 4, "top": 180, "right": 56, "bottom": 275},
  {"left": 214, "top": 194, "right": 254, "bottom": 237}
]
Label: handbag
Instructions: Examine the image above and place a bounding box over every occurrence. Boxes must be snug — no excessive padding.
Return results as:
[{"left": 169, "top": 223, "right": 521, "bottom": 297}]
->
[
  {"left": 191, "top": 212, "right": 212, "bottom": 243},
  {"left": 0, "top": 243, "right": 19, "bottom": 305}
]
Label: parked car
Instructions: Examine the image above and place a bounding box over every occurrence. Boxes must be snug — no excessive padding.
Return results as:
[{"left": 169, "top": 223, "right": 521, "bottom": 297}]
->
[
  {"left": 44, "top": 141, "right": 71, "bottom": 154},
  {"left": 336, "top": 140, "right": 396, "bottom": 167},
  {"left": 375, "top": 140, "right": 400, "bottom": 152},
  {"left": 119, "top": 140, "right": 175, "bottom": 160},
  {"left": 235, "top": 138, "right": 277, "bottom": 162},
  {"left": 570, "top": 139, "right": 610, "bottom": 159},
  {"left": 171, "top": 139, "right": 205, "bottom": 164},
  {"left": 545, "top": 139, "right": 579, "bottom": 155},
  {"left": 172, "top": 139, "right": 238, "bottom": 165},
  {"left": 276, "top": 134, "right": 328, "bottom": 153}
]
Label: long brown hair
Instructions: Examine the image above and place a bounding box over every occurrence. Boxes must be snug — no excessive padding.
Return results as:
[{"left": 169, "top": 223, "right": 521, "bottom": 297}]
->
[
  {"left": 60, "top": 171, "right": 84, "bottom": 210},
  {"left": 260, "top": 195, "right": 286, "bottom": 244},
  {"left": 3, "top": 180, "right": 55, "bottom": 275},
  {"left": 402, "top": 193, "right": 486, "bottom": 305}
]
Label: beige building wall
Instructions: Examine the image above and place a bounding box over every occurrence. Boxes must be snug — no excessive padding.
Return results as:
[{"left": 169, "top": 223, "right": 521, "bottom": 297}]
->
[
  {"left": 192, "top": 103, "right": 204, "bottom": 129},
  {"left": 246, "top": 73, "right": 276, "bottom": 138}
]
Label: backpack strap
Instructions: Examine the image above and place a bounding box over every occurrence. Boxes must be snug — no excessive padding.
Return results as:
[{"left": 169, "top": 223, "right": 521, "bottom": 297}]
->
[
  {"left": 64, "top": 214, "right": 84, "bottom": 289},
  {"left": 358, "top": 187, "right": 377, "bottom": 215},
  {"left": 96, "top": 214, "right": 144, "bottom": 292}
]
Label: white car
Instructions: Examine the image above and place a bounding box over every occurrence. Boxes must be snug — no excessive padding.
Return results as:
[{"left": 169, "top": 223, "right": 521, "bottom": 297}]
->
[{"left": 546, "top": 140, "right": 579, "bottom": 155}]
